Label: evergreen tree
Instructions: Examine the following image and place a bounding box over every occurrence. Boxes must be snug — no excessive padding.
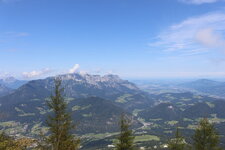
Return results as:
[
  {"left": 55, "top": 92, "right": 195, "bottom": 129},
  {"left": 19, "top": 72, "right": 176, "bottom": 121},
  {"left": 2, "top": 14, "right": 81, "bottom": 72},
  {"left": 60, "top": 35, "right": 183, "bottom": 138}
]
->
[
  {"left": 46, "top": 79, "right": 80, "bottom": 150},
  {"left": 193, "top": 118, "right": 222, "bottom": 150},
  {"left": 115, "top": 114, "right": 135, "bottom": 150},
  {"left": 0, "top": 132, "right": 14, "bottom": 150},
  {"left": 0, "top": 131, "right": 23, "bottom": 150},
  {"left": 168, "top": 127, "right": 187, "bottom": 150}
]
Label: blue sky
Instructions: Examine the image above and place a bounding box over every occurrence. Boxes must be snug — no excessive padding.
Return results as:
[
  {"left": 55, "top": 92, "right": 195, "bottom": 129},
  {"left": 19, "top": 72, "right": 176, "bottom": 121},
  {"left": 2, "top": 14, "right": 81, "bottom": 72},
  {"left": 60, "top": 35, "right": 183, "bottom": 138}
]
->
[{"left": 0, "top": 0, "right": 225, "bottom": 79}]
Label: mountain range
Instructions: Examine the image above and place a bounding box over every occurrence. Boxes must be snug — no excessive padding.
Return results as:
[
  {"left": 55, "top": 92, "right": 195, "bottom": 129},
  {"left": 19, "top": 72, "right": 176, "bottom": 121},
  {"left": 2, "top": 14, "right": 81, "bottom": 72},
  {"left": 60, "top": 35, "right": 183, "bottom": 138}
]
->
[
  {"left": 0, "top": 74, "right": 225, "bottom": 149},
  {"left": 0, "top": 73, "right": 151, "bottom": 136},
  {"left": 0, "top": 77, "right": 27, "bottom": 89},
  {"left": 180, "top": 79, "right": 225, "bottom": 98},
  {"left": 0, "top": 73, "right": 152, "bottom": 110}
]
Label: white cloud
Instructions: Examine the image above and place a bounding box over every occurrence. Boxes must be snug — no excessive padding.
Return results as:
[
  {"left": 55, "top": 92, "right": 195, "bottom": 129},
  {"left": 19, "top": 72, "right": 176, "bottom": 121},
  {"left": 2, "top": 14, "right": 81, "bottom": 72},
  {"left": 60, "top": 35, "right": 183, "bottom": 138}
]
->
[
  {"left": 22, "top": 68, "right": 52, "bottom": 79},
  {"left": 179, "top": 0, "right": 222, "bottom": 4},
  {"left": 195, "top": 28, "right": 225, "bottom": 47},
  {"left": 149, "top": 12, "right": 225, "bottom": 56},
  {"left": 68, "top": 64, "right": 80, "bottom": 74}
]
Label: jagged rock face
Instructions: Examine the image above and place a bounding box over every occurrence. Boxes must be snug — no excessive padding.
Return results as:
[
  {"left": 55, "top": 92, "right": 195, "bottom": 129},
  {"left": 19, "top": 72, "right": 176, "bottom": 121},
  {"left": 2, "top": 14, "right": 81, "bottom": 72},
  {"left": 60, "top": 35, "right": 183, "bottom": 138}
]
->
[
  {"left": 56, "top": 73, "right": 140, "bottom": 98},
  {"left": 58, "top": 73, "right": 139, "bottom": 91}
]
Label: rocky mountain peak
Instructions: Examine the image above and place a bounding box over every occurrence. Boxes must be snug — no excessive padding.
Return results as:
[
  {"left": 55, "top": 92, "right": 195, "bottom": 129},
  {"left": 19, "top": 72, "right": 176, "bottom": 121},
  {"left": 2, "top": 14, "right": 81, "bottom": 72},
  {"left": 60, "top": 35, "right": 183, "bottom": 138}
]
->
[
  {"left": 56, "top": 73, "right": 131, "bottom": 87},
  {"left": 2, "top": 76, "right": 17, "bottom": 83}
]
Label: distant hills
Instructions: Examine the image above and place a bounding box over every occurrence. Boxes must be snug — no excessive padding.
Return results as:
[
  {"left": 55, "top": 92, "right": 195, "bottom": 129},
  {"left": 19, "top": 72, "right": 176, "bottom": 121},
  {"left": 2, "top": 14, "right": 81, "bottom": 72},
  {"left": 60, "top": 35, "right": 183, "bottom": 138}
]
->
[
  {"left": 0, "top": 77, "right": 27, "bottom": 89},
  {"left": 139, "top": 103, "right": 182, "bottom": 121},
  {"left": 0, "top": 77, "right": 27, "bottom": 97},
  {"left": 139, "top": 92, "right": 225, "bottom": 121},
  {"left": 0, "top": 96, "right": 141, "bottom": 134},
  {"left": 0, "top": 73, "right": 145, "bottom": 106},
  {"left": 180, "top": 79, "right": 225, "bottom": 98},
  {"left": 0, "top": 84, "right": 12, "bottom": 97},
  {"left": 69, "top": 97, "right": 141, "bottom": 133}
]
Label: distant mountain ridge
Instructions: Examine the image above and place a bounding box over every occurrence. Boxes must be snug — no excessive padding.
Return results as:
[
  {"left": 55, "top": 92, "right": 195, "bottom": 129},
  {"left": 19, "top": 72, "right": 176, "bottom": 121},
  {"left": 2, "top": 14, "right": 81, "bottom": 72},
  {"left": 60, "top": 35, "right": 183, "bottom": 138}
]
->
[
  {"left": 140, "top": 96, "right": 225, "bottom": 122},
  {"left": 180, "top": 79, "right": 225, "bottom": 98},
  {"left": 0, "top": 73, "right": 149, "bottom": 136},
  {"left": 0, "top": 84, "right": 12, "bottom": 97},
  {"left": 0, "top": 73, "right": 142, "bottom": 104},
  {"left": 0, "top": 77, "right": 27, "bottom": 89}
]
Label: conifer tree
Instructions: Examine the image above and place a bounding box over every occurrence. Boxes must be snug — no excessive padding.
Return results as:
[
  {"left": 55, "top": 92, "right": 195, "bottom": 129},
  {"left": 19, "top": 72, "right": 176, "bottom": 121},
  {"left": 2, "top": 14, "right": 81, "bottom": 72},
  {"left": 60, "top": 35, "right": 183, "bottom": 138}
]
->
[
  {"left": 115, "top": 114, "right": 135, "bottom": 150},
  {"left": 0, "top": 131, "right": 22, "bottom": 150},
  {"left": 46, "top": 79, "right": 80, "bottom": 150},
  {"left": 0, "top": 132, "right": 14, "bottom": 150},
  {"left": 193, "top": 118, "right": 222, "bottom": 150},
  {"left": 168, "top": 127, "right": 187, "bottom": 150}
]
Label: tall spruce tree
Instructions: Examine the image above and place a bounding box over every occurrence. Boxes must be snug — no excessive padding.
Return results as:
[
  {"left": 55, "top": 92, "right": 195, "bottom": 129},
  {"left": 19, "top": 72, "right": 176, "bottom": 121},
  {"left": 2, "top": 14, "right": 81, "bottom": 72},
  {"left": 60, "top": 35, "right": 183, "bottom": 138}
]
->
[
  {"left": 192, "top": 118, "right": 221, "bottom": 150},
  {"left": 115, "top": 114, "right": 135, "bottom": 150},
  {"left": 46, "top": 79, "right": 80, "bottom": 150},
  {"left": 168, "top": 127, "right": 187, "bottom": 150}
]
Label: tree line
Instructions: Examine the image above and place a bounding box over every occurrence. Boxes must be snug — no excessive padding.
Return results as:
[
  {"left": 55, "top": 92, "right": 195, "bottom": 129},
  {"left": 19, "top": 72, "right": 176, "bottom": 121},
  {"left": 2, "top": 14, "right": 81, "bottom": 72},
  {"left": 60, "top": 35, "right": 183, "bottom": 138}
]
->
[{"left": 0, "top": 79, "right": 224, "bottom": 150}]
